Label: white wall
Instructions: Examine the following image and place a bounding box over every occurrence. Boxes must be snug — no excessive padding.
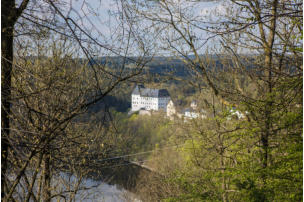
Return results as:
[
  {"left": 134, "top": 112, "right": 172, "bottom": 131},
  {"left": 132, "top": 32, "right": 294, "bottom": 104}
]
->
[
  {"left": 184, "top": 111, "right": 199, "bottom": 118},
  {"left": 166, "top": 100, "right": 176, "bottom": 117},
  {"left": 158, "top": 97, "right": 170, "bottom": 112},
  {"left": 132, "top": 95, "right": 160, "bottom": 111}
]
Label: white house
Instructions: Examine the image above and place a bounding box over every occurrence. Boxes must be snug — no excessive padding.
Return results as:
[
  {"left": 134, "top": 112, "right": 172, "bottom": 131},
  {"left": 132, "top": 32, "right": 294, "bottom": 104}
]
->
[
  {"left": 131, "top": 85, "right": 171, "bottom": 112},
  {"left": 166, "top": 100, "right": 183, "bottom": 119},
  {"left": 166, "top": 100, "right": 176, "bottom": 117},
  {"left": 166, "top": 99, "right": 206, "bottom": 120},
  {"left": 184, "top": 108, "right": 207, "bottom": 119},
  {"left": 190, "top": 100, "right": 198, "bottom": 110},
  {"left": 228, "top": 107, "right": 245, "bottom": 120}
]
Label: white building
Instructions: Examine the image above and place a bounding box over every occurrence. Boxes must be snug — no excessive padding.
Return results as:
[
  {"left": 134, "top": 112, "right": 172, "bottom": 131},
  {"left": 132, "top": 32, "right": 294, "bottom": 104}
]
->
[
  {"left": 166, "top": 100, "right": 183, "bottom": 119},
  {"left": 131, "top": 85, "right": 171, "bottom": 112},
  {"left": 184, "top": 108, "right": 207, "bottom": 119},
  {"left": 228, "top": 107, "right": 245, "bottom": 120},
  {"left": 190, "top": 100, "right": 197, "bottom": 110},
  {"left": 166, "top": 99, "right": 206, "bottom": 120},
  {"left": 166, "top": 100, "right": 176, "bottom": 117}
]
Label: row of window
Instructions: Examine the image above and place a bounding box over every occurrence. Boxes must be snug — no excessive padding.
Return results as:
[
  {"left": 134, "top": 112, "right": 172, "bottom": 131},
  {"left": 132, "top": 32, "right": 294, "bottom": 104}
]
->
[
  {"left": 132, "top": 101, "right": 167, "bottom": 105},
  {"left": 134, "top": 97, "right": 155, "bottom": 100},
  {"left": 133, "top": 97, "right": 170, "bottom": 100},
  {"left": 133, "top": 102, "right": 156, "bottom": 105},
  {"left": 133, "top": 105, "right": 156, "bottom": 108},
  {"left": 132, "top": 104, "right": 166, "bottom": 108}
]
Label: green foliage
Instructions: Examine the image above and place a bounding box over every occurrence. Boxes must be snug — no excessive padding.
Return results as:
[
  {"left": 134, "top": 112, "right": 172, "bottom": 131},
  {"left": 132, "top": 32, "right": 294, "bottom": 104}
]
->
[{"left": 139, "top": 75, "right": 302, "bottom": 201}]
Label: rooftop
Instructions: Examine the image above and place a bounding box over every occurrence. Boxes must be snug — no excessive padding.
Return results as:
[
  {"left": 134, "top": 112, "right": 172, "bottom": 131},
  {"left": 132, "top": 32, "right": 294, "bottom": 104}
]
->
[{"left": 132, "top": 85, "right": 170, "bottom": 98}]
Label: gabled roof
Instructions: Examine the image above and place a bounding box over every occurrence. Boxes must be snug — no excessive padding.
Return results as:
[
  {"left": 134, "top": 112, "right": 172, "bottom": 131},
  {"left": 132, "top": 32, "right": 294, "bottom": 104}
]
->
[
  {"left": 158, "top": 89, "right": 170, "bottom": 97},
  {"left": 132, "top": 85, "right": 170, "bottom": 98}
]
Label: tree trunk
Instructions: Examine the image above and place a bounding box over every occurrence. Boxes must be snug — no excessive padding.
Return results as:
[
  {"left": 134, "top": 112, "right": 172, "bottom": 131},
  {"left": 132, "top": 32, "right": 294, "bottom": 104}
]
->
[
  {"left": 43, "top": 153, "right": 51, "bottom": 202},
  {"left": 221, "top": 154, "right": 227, "bottom": 202},
  {"left": 256, "top": 0, "right": 277, "bottom": 187},
  {"left": 1, "top": 0, "right": 16, "bottom": 198}
]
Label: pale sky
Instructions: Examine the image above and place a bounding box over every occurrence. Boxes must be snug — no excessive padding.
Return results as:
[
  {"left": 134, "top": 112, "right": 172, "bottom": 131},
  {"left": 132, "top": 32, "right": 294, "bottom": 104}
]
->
[{"left": 18, "top": 0, "right": 229, "bottom": 57}]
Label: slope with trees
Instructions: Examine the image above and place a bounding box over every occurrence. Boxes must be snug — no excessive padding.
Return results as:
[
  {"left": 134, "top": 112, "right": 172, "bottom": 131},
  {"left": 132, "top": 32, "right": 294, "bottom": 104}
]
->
[
  {"left": 124, "top": 0, "right": 302, "bottom": 201},
  {"left": 2, "top": 0, "right": 153, "bottom": 201}
]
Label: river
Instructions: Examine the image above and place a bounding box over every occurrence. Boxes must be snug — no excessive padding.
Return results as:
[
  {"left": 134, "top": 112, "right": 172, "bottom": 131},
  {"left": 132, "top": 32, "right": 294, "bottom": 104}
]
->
[
  {"left": 54, "top": 172, "right": 141, "bottom": 202},
  {"left": 73, "top": 177, "right": 140, "bottom": 202}
]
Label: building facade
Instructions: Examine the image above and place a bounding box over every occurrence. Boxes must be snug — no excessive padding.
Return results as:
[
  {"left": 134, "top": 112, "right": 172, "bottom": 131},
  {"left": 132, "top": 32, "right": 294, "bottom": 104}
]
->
[
  {"left": 166, "top": 100, "right": 176, "bottom": 117},
  {"left": 131, "top": 85, "right": 171, "bottom": 112},
  {"left": 167, "top": 99, "right": 207, "bottom": 120}
]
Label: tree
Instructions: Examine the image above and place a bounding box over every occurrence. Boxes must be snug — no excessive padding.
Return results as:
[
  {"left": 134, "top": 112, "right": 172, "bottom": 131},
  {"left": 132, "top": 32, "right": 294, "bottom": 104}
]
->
[
  {"left": 2, "top": 0, "right": 29, "bottom": 195},
  {"left": 213, "top": 1, "right": 302, "bottom": 200},
  {"left": 2, "top": 0, "right": 153, "bottom": 200},
  {"left": 126, "top": 0, "right": 302, "bottom": 200}
]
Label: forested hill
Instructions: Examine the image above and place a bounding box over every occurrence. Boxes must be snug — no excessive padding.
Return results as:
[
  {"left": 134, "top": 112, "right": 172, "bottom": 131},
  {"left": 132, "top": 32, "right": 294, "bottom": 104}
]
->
[
  {"left": 82, "top": 55, "right": 230, "bottom": 77},
  {"left": 26, "top": 55, "right": 258, "bottom": 78},
  {"left": 80, "top": 55, "right": 253, "bottom": 113},
  {"left": 23, "top": 55, "right": 268, "bottom": 114}
]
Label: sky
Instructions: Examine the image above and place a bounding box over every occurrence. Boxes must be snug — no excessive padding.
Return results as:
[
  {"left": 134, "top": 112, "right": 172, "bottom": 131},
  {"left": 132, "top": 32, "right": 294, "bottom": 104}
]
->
[{"left": 17, "top": 0, "right": 229, "bottom": 57}]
